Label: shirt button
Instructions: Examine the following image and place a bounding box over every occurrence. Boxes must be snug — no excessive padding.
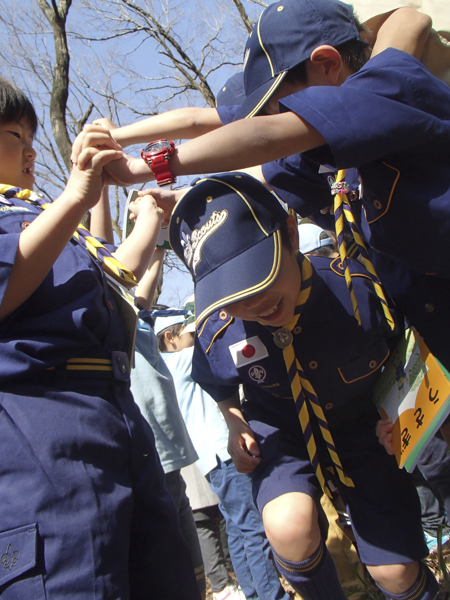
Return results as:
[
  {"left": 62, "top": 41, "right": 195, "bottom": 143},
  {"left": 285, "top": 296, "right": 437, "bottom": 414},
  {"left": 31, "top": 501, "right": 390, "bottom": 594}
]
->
[
  {"left": 425, "top": 303, "right": 435, "bottom": 313},
  {"left": 369, "top": 359, "right": 378, "bottom": 369},
  {"left": 22, "top": 221, "right": 31, "bottom": 229},
  {"left": 348, "top": 191, "right": 359, "bottom": 202},
  {"left": 107, "top": 301, "right": 114, "bottom": 311},
  {"left": 309, "top": 360, "right": 319, "bottom": 370},
  {"left": 219, "top": 310, "right": 228, "bottom": 320},
  {"left": 294, "top": 326, "right": 302, "bottom": 335},
  {"left": 338, "top": 262, "right": 344, "bottom": 270},
  {"left": 373, "top": 199, "right": 383, "bottom": 210},
  {"left": 325, "top": 402, "right": 334, "bottom": 410}
]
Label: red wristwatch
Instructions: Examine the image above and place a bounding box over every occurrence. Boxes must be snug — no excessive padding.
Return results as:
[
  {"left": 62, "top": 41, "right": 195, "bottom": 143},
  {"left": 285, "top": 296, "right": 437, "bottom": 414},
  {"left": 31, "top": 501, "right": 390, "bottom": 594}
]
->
[{"left": 141, "top": 139, "right": 176, "bottom": 186}]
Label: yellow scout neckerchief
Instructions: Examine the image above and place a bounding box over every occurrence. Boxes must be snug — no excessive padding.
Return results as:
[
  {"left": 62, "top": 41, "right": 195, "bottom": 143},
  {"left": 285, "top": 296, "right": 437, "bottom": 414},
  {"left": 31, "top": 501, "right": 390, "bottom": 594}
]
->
[
  {"left": 0, "top": 184, "right": 137, "bottom": 286},
  {"left": 332, "top": 170, "right": 395, "bottom": 331},
  {"left": 271, "top": 255, "right": 354, "bottom": 497}
]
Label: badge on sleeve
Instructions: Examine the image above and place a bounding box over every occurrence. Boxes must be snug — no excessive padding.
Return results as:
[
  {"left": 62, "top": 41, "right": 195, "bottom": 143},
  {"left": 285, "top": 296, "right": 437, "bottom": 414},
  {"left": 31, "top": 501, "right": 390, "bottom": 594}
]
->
[{"left": 229, "top": 336, "right": 268, "bottom": 368}]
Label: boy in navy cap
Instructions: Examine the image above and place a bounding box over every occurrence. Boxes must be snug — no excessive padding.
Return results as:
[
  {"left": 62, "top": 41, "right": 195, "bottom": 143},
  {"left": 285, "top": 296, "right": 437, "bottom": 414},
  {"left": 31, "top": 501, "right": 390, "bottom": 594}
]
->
[
  {"left": 81, "top": 0, "right": 449, "bottom": 280},
  {"left": 167, "top": 172, "right": 442, "bottom": 600},
  {"left": 0, "top": 76, "right": 201, "bottom": 599}
]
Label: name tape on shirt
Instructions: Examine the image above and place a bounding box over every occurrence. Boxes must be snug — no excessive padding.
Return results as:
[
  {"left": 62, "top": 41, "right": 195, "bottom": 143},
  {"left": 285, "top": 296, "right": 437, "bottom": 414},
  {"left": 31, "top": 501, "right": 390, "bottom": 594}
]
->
[{"left": 229, "top": 336, "right": 268, "bottom": 368}]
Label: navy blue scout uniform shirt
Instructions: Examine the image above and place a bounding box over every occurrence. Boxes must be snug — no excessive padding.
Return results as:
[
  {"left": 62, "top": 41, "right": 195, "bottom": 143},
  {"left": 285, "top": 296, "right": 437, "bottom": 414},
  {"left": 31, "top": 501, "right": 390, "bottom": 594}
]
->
[
  {"left": 216, "top": 105, "right": 360, "bottom": 233},
  {"left": 280, "top": 48, "right": 450, "bottom": 277},
  {"left": 192, "top": 254, "right": 398, "bottom": 433},
  {"left": 0, "top": 197, "right": 127, "bottom": 380},
  {"left": 0, "top": 193, "right": 201, "bottom": 599}
]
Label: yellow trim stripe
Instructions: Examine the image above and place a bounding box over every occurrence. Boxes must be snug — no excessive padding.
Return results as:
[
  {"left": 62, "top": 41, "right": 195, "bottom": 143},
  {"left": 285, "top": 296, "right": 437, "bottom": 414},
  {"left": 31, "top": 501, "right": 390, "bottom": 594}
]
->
[
  {"left": 365, "top": 162, "right": 400, "bottom": 224},
  {"left": 338, "top": 348, "right": 389, "bottom": 384},
  {"left": 197, "top": 316, "right": 210, "bottom": 338},
  {"left": 46, "top": 358, "right": 113, "bottom": 372},
  {"left": 67, "top": 358, "right": 112, "bottom": 365},
  {"left": 245, "top": 73, "right": 286, "bottom": 119},
  {"left": 257, "top": 12, "right": 274, "bottom": 77},
  {"left": 205, "top": 316, "right": 234, "bottom": 354},
  {"left": 66, "top": 365, "right": 113, "bottom": 372},
  {"left": 200, "top": 177, "right": 271, "bottom": 236},
  {"left": 196, "top": 230, "right": 283, "bottom": 325}
]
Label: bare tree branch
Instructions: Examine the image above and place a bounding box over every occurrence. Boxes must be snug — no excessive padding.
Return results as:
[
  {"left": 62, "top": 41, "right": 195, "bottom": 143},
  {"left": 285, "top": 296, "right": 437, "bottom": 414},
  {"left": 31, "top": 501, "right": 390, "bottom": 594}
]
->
[
  {"left": 36, "top": 0, "right": 73, "bottom": 170},
  {"left": 231, "top": 0, "right": 253, "bottom": 33}
]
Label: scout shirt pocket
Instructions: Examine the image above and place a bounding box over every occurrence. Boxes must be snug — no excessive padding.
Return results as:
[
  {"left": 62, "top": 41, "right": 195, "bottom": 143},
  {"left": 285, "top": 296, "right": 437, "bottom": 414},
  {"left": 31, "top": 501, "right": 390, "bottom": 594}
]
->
[
  {"left": 361, "top": 162, "right": 400, "bottom": 228},
  {"left": 0, "top": 523, "right": 46, "bottom": 599},
  {"left": 337, "top": 337, "right": 390, "bottom": 398}
]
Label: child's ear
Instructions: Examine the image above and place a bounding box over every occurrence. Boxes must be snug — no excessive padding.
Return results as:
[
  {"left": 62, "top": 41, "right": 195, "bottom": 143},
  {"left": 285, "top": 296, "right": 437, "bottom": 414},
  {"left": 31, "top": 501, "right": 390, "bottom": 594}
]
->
[
  {"left": 164, "top": 330, "right": 173, "bottom": 346},
  {"left": 309, "top": 45, "right": 343, "bottom": 85}
]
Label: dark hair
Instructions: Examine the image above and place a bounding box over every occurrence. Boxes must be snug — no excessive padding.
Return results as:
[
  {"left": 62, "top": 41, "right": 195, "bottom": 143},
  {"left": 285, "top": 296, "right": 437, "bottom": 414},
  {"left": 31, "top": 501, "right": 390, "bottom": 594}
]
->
[
  {"left": 308, "top": 245, "right": 336, "bottom": 257},
  {"left": 0, "top": 76, "right": 38, "bottom": 136},
  {"left": 157, "top": 323, "right": 183, "bottom": 353},
  {"left": 285, "top": 15, "right": 369, "bottom": 85}
]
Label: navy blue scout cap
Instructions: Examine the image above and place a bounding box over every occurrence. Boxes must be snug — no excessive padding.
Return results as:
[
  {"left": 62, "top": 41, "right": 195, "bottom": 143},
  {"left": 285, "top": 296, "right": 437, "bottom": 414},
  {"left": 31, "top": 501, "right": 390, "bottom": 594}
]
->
[
  {"left": 216, "top": 72, "right": 245, "bottom": 107},
  {"left": 235, "top": 0, "right": 368, "bottom": 120},
  {"left": 169, "top": 173, "right": 289, "bottom": 325}
]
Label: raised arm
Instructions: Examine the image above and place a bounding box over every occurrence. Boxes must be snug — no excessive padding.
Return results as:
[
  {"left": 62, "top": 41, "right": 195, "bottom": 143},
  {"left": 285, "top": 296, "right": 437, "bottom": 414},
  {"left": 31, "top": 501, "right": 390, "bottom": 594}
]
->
[
  {"left": 0, "top": 144, "right": 123, "bottom": 321},
  {"left": 94, "top": 107, "right": 223, "bottom": 150},
  {"left": 135, "top": 247, "right": 165, "bottom": 311},
  {"left": 89, "top": 186, "right": 115, "bottom": 245},
  {"left": 371, "top": 7, "right": 432, "bottom": 59},
  {"left": 74, "top": 113, "right": 325, "bottom": 188},
  {"left": 113, "top": 194, "right": 163, "bottom": 283}
]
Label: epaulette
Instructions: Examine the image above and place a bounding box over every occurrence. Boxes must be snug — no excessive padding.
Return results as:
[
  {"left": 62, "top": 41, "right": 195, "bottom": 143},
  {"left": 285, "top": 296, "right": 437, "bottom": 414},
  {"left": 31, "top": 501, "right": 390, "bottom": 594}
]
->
[{"left": 197, "top": 310, "right": 234, "bottom": 354}]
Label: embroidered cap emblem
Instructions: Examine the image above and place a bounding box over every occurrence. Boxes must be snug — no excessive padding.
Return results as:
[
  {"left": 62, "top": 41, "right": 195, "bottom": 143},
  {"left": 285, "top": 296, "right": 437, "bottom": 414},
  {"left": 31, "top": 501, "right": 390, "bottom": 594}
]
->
[
  {"left": 243, "top": 48, "right": 250, "bottom": 71},
  {"left": 1, "top": 544, "right": 20, "bottom": 571},
  {"left": 274, "top": 328, "right": 293, "bottom": 348},
  {"left": 181, "top": 210, "right": 228, "bottom": 274},
  {"left": 248, "top": 365, "right": 267, "bottom": 384}
]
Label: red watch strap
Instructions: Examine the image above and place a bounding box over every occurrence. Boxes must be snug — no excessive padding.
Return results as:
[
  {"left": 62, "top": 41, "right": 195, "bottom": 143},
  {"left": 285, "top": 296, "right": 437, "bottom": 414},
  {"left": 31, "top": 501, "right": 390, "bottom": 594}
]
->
[{"left": 141, "top": 140, "right": 176, "bottom": 186}]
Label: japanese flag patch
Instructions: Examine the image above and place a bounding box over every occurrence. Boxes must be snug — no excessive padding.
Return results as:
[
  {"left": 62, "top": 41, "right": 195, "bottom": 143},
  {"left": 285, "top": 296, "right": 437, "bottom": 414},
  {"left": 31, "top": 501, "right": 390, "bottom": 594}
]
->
[{"left": 229, "top": 336, "right": 268, "bottom": 368}]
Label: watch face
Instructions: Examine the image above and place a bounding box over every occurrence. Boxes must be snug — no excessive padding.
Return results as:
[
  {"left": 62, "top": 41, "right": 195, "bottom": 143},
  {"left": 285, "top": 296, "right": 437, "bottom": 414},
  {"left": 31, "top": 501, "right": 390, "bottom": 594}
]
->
[{"left": 145, "top": 140, "right": 169, "bottom": 155}]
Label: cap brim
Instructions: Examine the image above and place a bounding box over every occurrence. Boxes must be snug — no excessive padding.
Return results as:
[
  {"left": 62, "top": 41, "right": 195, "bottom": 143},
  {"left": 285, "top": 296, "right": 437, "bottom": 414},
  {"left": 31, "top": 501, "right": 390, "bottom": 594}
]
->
[
  {"left": 195, "top": 229, "right": 283, "bottom": 324},
  {"left": 233, "top": 72, "right": 287, "bottom": 121},
  {"left": 180, "top": 321, "right": 196, "bottom": 336}
]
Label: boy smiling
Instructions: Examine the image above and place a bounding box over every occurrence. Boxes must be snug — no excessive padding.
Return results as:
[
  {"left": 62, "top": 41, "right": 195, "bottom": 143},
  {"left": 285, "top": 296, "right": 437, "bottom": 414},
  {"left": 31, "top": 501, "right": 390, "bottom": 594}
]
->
[{"left": 168, "top": 172, "right": 442, "bottom": 600}]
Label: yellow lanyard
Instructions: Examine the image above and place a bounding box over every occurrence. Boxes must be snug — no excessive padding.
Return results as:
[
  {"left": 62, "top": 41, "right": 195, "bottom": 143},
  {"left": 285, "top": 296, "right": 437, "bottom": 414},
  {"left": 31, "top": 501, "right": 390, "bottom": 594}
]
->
[
  {"left": 332, "top": 170, "right": 395, "bottom": 330},
  {"left": 0, "top": 184, "right": 137, "bottom": 286},
  {"left": 272, "top": 256, "right": 354, "bottom": 497}
]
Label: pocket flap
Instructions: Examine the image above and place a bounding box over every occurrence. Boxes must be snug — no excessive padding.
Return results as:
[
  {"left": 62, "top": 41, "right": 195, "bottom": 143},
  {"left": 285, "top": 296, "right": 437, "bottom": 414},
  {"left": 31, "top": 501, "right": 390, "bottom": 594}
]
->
[
  {"left": 338, "top": 340, "right": 389, "bottom": 384},
  {"left": 0, "top": 524, "right": 37, "bottom": 586}
]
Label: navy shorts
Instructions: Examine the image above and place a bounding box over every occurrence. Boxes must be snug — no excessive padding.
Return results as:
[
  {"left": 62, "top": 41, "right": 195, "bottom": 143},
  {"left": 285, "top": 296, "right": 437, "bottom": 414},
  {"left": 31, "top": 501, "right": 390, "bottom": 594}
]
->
[
  {"left": 249, "top": 396, "right": 428, "bottom": 566},
  {"left": 0, "top": 375, "right": 199, "bottom": 600}
]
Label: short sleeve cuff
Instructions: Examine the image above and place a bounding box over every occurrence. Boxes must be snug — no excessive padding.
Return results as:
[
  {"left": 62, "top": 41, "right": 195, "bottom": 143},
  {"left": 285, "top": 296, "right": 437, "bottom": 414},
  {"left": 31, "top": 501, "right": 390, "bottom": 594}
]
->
[{"left": 0, "top": 232, "right": 20, "bottom": 306}]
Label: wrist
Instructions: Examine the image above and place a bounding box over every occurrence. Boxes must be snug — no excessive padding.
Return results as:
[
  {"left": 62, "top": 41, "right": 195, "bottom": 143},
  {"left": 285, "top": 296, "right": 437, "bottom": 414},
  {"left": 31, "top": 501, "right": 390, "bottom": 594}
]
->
[
  {"left": 141, "top": 139, "right": 176, "bottom": 187},
  {"left": 57, "top": 187, "right": 95, "bottom": 215}
]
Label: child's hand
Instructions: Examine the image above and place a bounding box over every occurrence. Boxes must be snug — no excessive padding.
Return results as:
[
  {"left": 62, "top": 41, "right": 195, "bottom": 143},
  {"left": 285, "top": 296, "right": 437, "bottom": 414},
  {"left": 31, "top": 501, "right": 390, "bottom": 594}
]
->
[
  {"left": 128, "top": 193, "right": 164, "bottom": 225},
  {"left": 91, "top": 117, "right": 117, "bottom": 131},
  {"left": 65, "top": 147, "right": 123, "bottom": 211},
  {"left": 71, "top": 124, "right": 122, "bottom": 166},
  {"left": 376, "top": 418, "right": 395, "bottom": 455},
  {"left": 227, "top": 419, "right": 261, "bottom": 474},
  {"left": 138, "top": 187, "right": 186, "bottom": 226}
]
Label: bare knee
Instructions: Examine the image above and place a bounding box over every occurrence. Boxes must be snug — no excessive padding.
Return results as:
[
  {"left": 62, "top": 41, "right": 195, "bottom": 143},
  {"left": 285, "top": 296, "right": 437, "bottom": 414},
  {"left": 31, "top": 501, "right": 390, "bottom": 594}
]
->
[
  {"left": 367, "top": 561, "right": 420, "bottom": 594},
  {"left": 262, "top": 492, "right": 321, "bottom": 562}
]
